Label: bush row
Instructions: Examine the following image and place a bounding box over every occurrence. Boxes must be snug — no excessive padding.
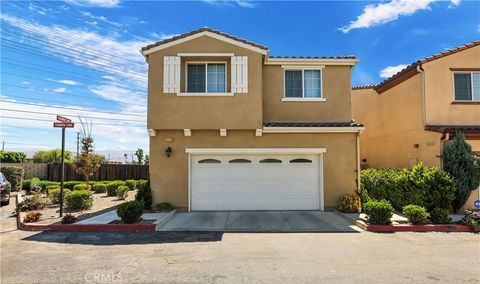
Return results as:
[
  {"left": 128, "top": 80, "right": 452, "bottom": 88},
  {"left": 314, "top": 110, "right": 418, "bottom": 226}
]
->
[
  {"left": 360, "top": 164, "right": 455, "bottom": 212},
  {"left": 21, "top": 179, "right": 146, "bottom": 192}
]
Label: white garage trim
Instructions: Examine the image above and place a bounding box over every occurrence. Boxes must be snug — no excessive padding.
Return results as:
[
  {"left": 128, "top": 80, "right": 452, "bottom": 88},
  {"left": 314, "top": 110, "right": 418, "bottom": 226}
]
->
[
  {"left": 186, "top": 148, "right": 326, "bottom": 212},
  {"left": 185, "top": 148, "right": 327, "bottom": 155}
]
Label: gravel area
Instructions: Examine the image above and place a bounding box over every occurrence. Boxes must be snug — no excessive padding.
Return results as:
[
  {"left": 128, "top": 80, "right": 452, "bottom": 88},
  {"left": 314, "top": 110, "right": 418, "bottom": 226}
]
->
[{"left": 31, "top": 189, "right": 137, "bottom": 224}]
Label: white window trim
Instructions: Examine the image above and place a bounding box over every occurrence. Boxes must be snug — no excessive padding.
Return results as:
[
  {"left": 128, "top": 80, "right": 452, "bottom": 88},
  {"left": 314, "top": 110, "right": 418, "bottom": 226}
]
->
[
  {"left": 283, "top": 68, "right": 324, "bottom": 101},
  {"left": 452, "top": 71, "right": 480, "bottom": 102},
  {"left": 185, "top": 61, "right": 228, "bottom": 94}
]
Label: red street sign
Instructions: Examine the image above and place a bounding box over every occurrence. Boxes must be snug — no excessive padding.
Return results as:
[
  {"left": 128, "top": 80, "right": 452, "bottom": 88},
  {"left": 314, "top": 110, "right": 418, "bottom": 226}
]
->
[
  {"left": 56, "top": 115, "right": 72, "bottom": 123},
  {"left": 53, "top": 122, "right": 75, "bottom": 128}
]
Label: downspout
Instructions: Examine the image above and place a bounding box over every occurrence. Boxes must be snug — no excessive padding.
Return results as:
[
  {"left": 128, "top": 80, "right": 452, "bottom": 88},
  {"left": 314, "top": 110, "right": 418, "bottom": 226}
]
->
[
  {"left": 439, "top": 133, "right": 450, "bottom": 170},
  {"left": 416, "top": 63, "right": 426, "bottom": 125},
  {"left": 356, "top": 128, "right": 364, "bottom": 192}
]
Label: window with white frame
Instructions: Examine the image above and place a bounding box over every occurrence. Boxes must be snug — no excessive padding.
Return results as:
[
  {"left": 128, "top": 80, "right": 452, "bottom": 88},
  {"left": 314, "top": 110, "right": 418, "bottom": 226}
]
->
[
  {"left": 453, "top": 72, "right": 480, "bottom": 101},
  {"left": 186, "top": 63, "right": 226, "bottom": 93},
  {"left": 285, "top": 69, "right": 322, "bottom": 98}
]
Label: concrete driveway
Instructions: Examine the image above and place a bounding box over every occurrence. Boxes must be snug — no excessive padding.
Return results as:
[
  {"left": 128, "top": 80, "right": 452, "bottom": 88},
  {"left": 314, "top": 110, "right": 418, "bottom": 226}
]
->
[{"left": 157, "top": 211, "right": 359, "bottom": 232}]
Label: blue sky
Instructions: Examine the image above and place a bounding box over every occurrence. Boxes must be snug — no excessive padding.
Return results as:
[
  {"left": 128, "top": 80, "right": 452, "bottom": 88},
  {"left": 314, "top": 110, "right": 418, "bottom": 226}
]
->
[{"left": 1, "top": 0, "right": 479, "bottom": 161}]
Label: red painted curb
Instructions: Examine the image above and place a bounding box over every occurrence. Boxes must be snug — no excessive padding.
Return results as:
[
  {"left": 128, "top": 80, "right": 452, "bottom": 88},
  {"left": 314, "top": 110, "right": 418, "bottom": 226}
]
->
[
  {"left": 366, "top": 224, "right": 478, "bottom": 233},
  {"left": 18, "top": 213, "right": 155, "bottom": 232}
]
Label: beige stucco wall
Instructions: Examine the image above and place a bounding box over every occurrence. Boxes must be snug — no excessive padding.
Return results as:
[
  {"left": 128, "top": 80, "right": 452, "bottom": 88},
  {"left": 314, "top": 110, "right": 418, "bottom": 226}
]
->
[
  {"left": 352, "top": 74, "right": 443, "bottom": 168},
  {"left": 150, "top": 130, "right": 358, "bottom": 211},
  {"left": 147, "top": 36, "right": 264, "bottom": 130},
  {"left": 263, "top": 65, "right": 353, "bottom": 122},
  {"left": 423, "top": 45, "right": 480, "bottom": 125}
]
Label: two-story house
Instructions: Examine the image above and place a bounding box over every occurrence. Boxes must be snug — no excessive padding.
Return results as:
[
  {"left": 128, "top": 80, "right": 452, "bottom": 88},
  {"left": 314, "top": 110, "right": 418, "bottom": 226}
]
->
[
  {"left": 352, "top": 40, "right": 480, "bottom": 208},
  {"left": 141, "top": 27, "right": 363, "bottom": 211}
]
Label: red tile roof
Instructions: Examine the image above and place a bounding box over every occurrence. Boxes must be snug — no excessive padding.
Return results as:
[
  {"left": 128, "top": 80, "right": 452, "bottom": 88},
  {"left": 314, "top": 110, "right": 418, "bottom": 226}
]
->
[{"left": 141, "top": 27, "right": 269, "bottom": 52}]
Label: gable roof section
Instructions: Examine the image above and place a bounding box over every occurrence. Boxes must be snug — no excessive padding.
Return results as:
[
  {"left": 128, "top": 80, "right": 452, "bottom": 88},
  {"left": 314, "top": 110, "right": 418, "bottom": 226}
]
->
[
  {"left": 140, "top": 27, "right": 269, "bottom": 56},
  {"left": 364, "top": 40, "right": 480, "bottom": 94}
]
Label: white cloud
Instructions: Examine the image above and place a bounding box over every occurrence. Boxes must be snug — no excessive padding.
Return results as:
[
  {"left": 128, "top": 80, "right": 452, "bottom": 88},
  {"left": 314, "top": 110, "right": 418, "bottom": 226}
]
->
[
  {"left": 149, "top": 32, "right": 179, "bottom": 40},
  {"left": 48, "top": 79, "right": 79, "bottom": 85},
  {"left": 202, "top": 0, "right": 256, "bottom": 8},
  {"left": 380, "top": 64, "right": 409, "bottom": 78},
  {"left": 53, "top": 87, "right": 67, "bottom": 93},
  {"left": 65, "top": 0, "right": 120, "bottom": 8},
  {"left": 449, "top": 0, "right": 461, "bottom": 8},
  {"left": 340, "top": 0, "right": 459, "bottom": 33},
  {"left": 22, "top": 81, "right": 30, "bottom": 85}
]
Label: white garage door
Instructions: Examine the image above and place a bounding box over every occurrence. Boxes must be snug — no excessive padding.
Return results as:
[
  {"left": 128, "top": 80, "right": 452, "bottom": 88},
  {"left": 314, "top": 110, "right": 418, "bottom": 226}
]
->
[{"left": 190, "top": 154, "right": 322, "bottom": 211}]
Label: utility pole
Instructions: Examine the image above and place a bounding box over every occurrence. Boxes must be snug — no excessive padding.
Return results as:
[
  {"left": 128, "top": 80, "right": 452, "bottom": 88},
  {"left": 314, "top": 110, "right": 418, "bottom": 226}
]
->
[
  {"left": 1, "top": 141, "right": 4, "bottom": 152},
  {"left": 76, "top": 132, "right": 80, "bottom": 159}
]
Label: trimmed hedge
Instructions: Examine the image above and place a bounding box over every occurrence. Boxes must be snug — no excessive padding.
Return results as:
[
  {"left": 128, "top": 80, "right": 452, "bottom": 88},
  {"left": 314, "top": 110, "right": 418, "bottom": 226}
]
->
[
  {"left": 0, "top": 151, "right": 26, "bottom": 163},
  {"left": 360, "top": 164, "right": 455, "bottom": 211},
  {"left": 92, "top": 183, "right": 107, "bottom": 193},
  {"left": 116, "top": 185, "right": 129, "bottom": 200},
  {"left": 125, "top": 180, "right": 137, "bottom": 190},
  {"left": 1, "top": 166, "right": 24, "bottom": 191},
  {"left": 106, "top": 181, "right": 125, "bottom": 196},
  {"left": 73, "top": 183, "right": 91, "bottom": 191},
  {"left": 430, "top": 208, "right": 452, "bottom": 224},
  {"left": 338, "top": 193, "right": 361, "bottom": 213},
  {"left": 363, "top": 200, "right": 394, "bottom": 225},
  {"left": 402, "top": 204, "right": 429, "bottom": 225},
  {"left": 65, "top": 190, "right": 93, "bottom": 211},
  {"left": 135, "top": 179, "right": 152, "bottom": 210},
  {"left": 48, "top": 188, "right": 72, "bottom": 204},
  {"left": 117, "top": 200, "right": 144, "bottom": 223}
]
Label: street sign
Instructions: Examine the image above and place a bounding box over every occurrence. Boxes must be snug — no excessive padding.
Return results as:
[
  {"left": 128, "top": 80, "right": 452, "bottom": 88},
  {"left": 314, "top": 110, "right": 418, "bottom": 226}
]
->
[
  {"left": 56, "top": 115, "right": 72, "bottom": 123},
  {"left": 53, "top": 122, "right": 75, "bottom": 128},
  {"left": 474, "top": 200, "right": 480, "bottom": 209}
]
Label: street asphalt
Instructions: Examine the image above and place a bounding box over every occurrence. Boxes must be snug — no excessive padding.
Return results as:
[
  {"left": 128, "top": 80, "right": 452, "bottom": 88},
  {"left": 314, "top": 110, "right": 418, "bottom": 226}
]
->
[{"left": 1, "top": 198, "right": 479, "bottom": 283}]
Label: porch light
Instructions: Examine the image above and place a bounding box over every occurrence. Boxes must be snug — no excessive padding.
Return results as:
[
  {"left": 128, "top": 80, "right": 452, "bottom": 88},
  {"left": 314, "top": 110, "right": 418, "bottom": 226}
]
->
[{"left": 165, "top": 147, "right": 172, "bottom": 157}]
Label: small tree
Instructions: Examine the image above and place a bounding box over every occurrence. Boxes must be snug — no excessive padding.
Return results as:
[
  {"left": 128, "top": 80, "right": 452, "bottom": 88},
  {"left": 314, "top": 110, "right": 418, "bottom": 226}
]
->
[
  {"left": 33, "top": 149, "right": 74, "bottom": 163},
  {"left": 442, "top": 132, "right": 480, "bottom": 212},
  {"left": 76, "top": 152, "right": 102, "bottom": 182},
  {"left": 134, "top": 148, "right": 144, "bottom": 165}
]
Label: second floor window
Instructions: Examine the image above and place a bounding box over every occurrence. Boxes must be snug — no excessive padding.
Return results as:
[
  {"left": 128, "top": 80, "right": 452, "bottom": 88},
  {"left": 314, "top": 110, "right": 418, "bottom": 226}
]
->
[
  {"left": 187, "top": 63, "right": 226, "bottom": 93},
  {"left": 454, "top": 72, "right": 480, "bottom": 101},
  {"left": 285, "top": 69, "right": 322, "bottom": 98}
]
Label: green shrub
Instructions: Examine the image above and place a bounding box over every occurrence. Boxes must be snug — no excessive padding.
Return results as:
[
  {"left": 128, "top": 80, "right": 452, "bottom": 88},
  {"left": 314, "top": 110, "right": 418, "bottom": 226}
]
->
[
  {"left": 116, "top": 185, "right": 129, "bottom": 200},
  {"left": 125, "top": 180, "right": 137, "bottom": 190},
  {"left": 23, "top": 211, "right": 42, "bottom": 223},
  {"left": 338, "top": 193, "right": 361, "bottom": 213},
  {"left": 116, "top": 200, "right": 144, "bottom": 223},
  {"left": 402, "top": 204, "right": 429, "bottom": 225},
  {"left": 65, "top": 190, "right": 93, "bottom": 211},
  {"left": 135, "top": 180, "right": 152, "bottom": 210},
  {"left": 45, "top": 185, "right": 60, "bottom": 193},
  {"left": 154, "top": 202, "right": 174, "bottom": 212},
  {"left": 48, "top": 188, "right": 72, "bottom": 204},
  {"left": 61, "top": 213, "right": 77, "bottom": 224},
  {"left": 360, "top": 164, "right": 455, "bottom": 211},
  {"left": 460, "top": 209, "right": 480, "bottom": 230},
  {"left": 0, "top": 151, "right": 26, "bottom": 163},
  {"left": 92, "top": 183, "right": 107, "bottom": 193},
  {"left": 106, "top": 181, "right": 125, "bottom": 196},
  {"left": 430, "top": 208, "right": 452, "bottom": 224},
  {"left": 63, "top": 181, "right": 85, "bottom": 190},
  {"left": 15, "top": 193, "right": 46, "bottom": 213},
  {"left": 22, "top": 179, "right": 31, "bottom": 191},
  {"left": 38, "top": 181, "right": 60, "bottom": 191},
  {"left": 73, "top": 183, "right": 91, "bottom": 191},
  {"left": 363, "top": 200, "right": 394, "bottom": 225},
  {"left": 1, "top": 166, "right": 24, "bottom": 191}
]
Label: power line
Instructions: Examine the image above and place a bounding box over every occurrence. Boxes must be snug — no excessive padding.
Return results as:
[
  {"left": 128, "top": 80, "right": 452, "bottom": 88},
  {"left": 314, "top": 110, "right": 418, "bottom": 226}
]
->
[
  {"left": 1, "top": 99, "right": 146, "bottom": 117},
  {"left": 0, "top": 116, "right": 146, "bottom": 127},
  {"left": 0, "top": 109, "right": 145, "bottom": 123},
  {"left": 2, "top": 141, "right": 59, "bottom": 147},
  {"left": 1, "top": 82, "right": 147, "bottom": 107}
]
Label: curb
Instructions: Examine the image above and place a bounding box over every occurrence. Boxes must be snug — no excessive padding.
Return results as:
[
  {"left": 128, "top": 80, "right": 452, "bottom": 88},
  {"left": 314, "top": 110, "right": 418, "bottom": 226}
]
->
[
  {"left": 17, "top": 212, "right": 155, "bottom": 232},
  {"left": 356, "top": 220, "right": 477, "bottom": 233},
  {"left": 154, "top": 209, "right": 177, "bottom": 230}
]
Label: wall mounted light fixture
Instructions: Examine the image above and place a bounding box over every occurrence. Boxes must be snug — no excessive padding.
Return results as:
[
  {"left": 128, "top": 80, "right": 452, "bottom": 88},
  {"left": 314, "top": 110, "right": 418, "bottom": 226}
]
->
[{"left": 165, "top": 147, "right": 172, "bottom": 157}]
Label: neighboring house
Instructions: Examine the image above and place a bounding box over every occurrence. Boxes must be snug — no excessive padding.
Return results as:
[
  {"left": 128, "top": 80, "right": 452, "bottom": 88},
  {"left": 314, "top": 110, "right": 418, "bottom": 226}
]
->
[
  {"left": 141, "top": 27, "right": 363, "bottom": 211},
  {"left": 352, "top": 40, "right": 480, "bottom": 208}
]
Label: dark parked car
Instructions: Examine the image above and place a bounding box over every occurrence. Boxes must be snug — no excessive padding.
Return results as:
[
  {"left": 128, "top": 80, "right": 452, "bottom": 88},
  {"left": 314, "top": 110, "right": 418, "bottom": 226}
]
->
[{"left": 0, "top": 172, "right": 11, "bottom": 206}]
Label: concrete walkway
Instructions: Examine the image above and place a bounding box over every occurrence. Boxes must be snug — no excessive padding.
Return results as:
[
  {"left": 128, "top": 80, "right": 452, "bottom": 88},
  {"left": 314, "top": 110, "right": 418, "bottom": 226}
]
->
[{"left": 157, "top": 211, "right": 360, "bottom": 232}]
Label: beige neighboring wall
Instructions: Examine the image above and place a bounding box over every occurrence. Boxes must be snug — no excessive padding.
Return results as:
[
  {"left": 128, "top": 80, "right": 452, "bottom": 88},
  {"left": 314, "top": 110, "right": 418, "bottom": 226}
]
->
[
  {"left": 263, "top": 65, "right": 353, "bottom": 122},
  {"left": 423, "top": 45, "right": 480, "bottom": 125},
  {"left": 150, "top": 130, "right": 358, "bottom": 211},
  {"left": 147, "top": 35, "right": 264, "bottom": 130},
  {"left": 352, "top": 75, "right": 443, "bottom": 168}
]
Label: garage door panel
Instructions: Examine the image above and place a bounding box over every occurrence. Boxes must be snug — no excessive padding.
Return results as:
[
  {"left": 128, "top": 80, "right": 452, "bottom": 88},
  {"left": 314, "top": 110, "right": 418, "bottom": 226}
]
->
[{"left": 191, "top": 153, "right": 322, "bottom": 211}]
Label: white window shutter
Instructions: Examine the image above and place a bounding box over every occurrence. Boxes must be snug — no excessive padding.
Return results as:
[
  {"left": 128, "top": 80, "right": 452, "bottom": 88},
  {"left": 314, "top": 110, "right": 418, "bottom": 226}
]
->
[
  {"left": 163, "top": 56, "right": 180, "bottom": 93},
  {"left": 231, "top": 56, "right": 248, "bottom": 93}
]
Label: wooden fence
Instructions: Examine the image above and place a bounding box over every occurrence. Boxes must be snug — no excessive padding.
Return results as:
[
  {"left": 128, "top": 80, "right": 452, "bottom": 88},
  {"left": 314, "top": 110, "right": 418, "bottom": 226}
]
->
[{"left": 47, "top": 163, "right": 149, "bottom": 181}]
